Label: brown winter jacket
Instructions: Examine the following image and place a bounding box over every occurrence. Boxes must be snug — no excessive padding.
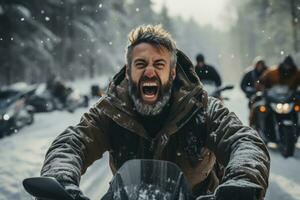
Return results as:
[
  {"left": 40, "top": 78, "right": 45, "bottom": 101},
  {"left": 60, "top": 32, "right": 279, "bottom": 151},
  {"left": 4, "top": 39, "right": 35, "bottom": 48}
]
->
[
  {"left": 257, "top": 66, "right": 300, "bottom": 91},
  {"left": 41, "top": 50, "right": 270, "bottom": 198}
]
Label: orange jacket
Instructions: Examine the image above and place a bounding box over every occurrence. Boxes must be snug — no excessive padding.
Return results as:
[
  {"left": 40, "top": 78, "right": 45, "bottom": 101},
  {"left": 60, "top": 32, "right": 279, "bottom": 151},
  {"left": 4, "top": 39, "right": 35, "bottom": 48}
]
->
[{"left": 257, "top": 66, "right": 300, "bottom": 91}]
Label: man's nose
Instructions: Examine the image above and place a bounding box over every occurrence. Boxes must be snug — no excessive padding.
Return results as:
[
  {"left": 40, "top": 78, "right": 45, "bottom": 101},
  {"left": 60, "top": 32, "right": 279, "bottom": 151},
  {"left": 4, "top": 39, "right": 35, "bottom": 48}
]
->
[{"left": 144, "top": 66, "right": 155, "bottom": 78}]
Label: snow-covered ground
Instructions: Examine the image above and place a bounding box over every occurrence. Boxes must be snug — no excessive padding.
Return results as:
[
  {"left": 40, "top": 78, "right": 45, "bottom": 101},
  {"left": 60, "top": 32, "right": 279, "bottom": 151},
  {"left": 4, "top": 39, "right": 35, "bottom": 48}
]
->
[{"left": 0, "top": 80, "right": 299, "bottom": 200}]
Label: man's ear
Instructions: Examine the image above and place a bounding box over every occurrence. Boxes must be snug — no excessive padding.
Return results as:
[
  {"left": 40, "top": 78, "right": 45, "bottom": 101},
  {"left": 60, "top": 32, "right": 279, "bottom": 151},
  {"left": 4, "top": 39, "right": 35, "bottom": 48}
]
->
[
  {"left": 125, "top": 65, "right": 129, "bottom": 80},
  {"left": 171, "top": 67, "right": 176, "bottom": 80}
]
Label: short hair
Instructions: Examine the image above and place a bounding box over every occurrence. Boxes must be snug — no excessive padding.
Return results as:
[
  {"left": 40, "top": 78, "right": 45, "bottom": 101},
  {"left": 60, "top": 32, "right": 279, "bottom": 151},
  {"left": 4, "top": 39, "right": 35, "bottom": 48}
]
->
[
  {"left": 126, "top": 24, "right": 177, "bottom": 68},
  {"left": 196, "top": 54, "right": 205, "bottom": 63}
]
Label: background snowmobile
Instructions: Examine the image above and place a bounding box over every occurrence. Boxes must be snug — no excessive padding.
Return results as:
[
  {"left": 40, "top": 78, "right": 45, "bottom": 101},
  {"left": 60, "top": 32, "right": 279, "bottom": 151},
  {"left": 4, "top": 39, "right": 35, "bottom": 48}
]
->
[
  {"left": 201, "top": 80, "right": 234, "bottom": 101},
  {"left": 28, "top": 84, "right": 89, "bottom": 113},
  {"left": 0, "top": 83, "right": 35, "bottom": 137},
  {"left": 253, "top": 85, "right": 300, "bottom": 157}
]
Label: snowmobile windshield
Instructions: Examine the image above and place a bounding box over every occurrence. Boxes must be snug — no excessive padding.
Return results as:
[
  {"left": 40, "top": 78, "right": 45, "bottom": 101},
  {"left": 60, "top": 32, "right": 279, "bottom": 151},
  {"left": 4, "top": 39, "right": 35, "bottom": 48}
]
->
[
  {"left": 266, "top": 85, "right": 294, "bottom": 103},
  {"left": 109, "top": 159, "right": 192, "bottom": 200}
]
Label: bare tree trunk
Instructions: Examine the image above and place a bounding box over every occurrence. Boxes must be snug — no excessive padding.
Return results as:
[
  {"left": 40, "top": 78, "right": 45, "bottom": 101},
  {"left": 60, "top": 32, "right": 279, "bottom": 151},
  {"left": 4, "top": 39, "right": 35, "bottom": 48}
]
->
[{"left": 290, "top": 0, "right": 299, "bottom": 52}]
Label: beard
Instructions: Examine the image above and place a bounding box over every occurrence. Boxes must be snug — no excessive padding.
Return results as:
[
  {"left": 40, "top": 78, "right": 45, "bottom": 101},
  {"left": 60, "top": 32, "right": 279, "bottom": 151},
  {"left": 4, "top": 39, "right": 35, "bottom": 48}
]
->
[{"left": 128, "top": 72, "right": 173, "bottom": 117}]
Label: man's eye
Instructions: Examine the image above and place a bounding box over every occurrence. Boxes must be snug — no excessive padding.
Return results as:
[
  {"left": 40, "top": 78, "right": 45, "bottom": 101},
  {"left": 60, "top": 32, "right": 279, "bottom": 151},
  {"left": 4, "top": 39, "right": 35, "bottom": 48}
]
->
[
  {"left": 135, "top": 63, "right": 145, "bottom": 68},
  {"left": 155, "top": 63, "right": 165, "bottom": 68}
]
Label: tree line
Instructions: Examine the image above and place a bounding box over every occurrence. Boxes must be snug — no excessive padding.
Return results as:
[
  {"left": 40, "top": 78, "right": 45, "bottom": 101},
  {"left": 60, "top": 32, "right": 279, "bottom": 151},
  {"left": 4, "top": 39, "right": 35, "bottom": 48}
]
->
[
  {"left": 231, "top": 0, "right": 300, "bottom": 67},
  {"left": 0, "top": 0, "right": 222, "bottom": 86}
]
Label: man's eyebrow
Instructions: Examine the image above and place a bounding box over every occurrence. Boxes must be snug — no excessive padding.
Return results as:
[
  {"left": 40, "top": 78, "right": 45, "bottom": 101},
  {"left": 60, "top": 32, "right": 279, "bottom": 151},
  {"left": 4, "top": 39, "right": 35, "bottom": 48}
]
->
[
  {"left": 154, "top": 59, "right": 167, "bottom": 63},
  {"left": 133, "top": 58, "right": 146, "bottom": 63}
]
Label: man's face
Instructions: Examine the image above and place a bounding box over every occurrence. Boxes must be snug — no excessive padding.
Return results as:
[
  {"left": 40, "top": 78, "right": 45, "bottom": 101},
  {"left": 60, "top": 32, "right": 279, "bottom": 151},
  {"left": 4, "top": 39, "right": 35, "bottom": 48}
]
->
[
  {"left": 198, "top": 62, "right": 204, "bottom": 67},
  {"left": 255, "top": 61, "right": 265, "bottom": 74},
  {"left": 126, "top": 43, "right": 176, "bottom": 116},
  {"left": 283, "top": 64, "right": 292, "bottom": 71}
]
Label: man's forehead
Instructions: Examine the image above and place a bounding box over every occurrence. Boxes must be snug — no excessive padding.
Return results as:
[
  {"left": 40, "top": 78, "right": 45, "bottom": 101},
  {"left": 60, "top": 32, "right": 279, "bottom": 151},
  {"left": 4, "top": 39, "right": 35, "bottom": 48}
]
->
[{"left": 132, "top": 43, "right": 170, "bottom": 56}]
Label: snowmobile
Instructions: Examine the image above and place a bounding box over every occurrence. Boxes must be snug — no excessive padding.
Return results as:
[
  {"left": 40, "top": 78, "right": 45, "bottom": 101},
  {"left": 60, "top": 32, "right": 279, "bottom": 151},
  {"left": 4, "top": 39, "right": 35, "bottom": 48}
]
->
[
  {"left": 28, "top": 84, "right": 89, "bottom": 113},
  {"left": 253, "top": 85, "right": 300, "bottom": 157},
  {"left": 0, "top": 87, "right": 34, "bottom": 137},
  {"left": 201, "top": 80, "right": 234, "bottom": 101},
  {"left": 64, "top": 87, "right": 89, "bottom": 113},
  {"left": 23, "top": 159, "right": 260, "bottom": 200},
  {"left": 27, "top": 84, "right": 62, "bottom": 112}
]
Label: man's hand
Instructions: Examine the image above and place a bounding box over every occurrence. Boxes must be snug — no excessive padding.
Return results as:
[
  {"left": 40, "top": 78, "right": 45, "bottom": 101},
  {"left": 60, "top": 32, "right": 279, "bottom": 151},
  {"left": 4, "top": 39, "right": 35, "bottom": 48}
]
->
[
  {"left": 35, "top": 183, "right": 90, "bottom": 200},
  {"left": 215, "top": 184, "right": 260, "bottom": 200},
  {"left": 213, "top": 180, "right": 262, "bottom": 200}
]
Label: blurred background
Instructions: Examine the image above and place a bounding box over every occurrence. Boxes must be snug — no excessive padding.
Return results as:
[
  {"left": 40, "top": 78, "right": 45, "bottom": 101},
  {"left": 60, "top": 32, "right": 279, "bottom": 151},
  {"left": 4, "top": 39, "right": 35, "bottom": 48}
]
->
[{"left": 0, "top": 0, "right": 300, "bottom": 199}]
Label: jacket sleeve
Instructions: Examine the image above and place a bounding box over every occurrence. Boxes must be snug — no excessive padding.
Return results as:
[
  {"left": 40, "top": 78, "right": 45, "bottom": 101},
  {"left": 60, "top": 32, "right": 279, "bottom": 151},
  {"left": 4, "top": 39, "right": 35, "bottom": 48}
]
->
[
  {"left": 210, "top": 67, "right": 222, "bottom": 87},
  {"left": 240, "top": 72, "right": 251, "bottom": 94},
  {"left": 40, "top": 100, "right": 110, "bottom": 187},
  {"left": 205, "top": 97, "right": 270, "bottom": 198}
]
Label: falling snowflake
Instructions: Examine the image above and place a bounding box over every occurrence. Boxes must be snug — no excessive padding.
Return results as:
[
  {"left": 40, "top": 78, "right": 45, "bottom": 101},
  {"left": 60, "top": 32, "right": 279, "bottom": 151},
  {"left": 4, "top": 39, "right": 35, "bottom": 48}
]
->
[
  {"left": 45, "top": 16, "right": 50, "bottom": 21},
  {"left": 280, "top": 50, "right": 284, "bottom": 55},
  {"left": 109, "top": 41, "right": 113, "bottom": 45},
  {"left": 41, "top": 10, "right": 45, "bottom": 14},
  {"left": 20, "top": 18, "right": 25, "bottom": 21},
  {"left": 99, "top": 3, "right": 102, "bottom": 8},
  {"left": 136, "top": 8, "right": 140, "bottom": 12}
]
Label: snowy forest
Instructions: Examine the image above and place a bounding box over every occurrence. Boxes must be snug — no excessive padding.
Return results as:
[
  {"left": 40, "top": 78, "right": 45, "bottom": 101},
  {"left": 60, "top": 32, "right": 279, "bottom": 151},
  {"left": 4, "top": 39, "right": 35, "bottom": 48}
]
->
[
  {"left": 0, "top": 0, "right": 225, "bottom": 85},
  {"left": 1, "top": 0, "right": 300, "bottom": 84},
  {"left": 232, "top": 0, "right": 300, "bottom": 67}
]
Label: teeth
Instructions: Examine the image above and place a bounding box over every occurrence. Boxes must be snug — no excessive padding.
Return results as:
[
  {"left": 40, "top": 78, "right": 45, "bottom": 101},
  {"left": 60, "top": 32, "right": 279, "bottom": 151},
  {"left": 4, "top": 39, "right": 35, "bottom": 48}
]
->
[{"left": 142, "top": 82, "right": 157, "bottom": 87}]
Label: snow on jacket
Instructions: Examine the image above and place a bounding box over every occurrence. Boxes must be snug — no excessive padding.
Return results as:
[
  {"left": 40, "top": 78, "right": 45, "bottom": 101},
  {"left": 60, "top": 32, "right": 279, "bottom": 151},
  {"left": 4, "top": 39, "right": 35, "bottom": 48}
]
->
[{"left": 41, "top": 50, "right": 270, "bottom": 198}]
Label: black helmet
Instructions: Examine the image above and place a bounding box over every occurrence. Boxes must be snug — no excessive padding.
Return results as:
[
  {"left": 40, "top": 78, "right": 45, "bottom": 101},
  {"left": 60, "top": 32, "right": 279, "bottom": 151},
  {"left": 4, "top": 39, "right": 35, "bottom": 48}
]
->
[
  {"left": 283, "top": 55, "right": 296, "bottom": 69},
  {"left": 196, "top": 54, "right": 205, "bottom": 63}
]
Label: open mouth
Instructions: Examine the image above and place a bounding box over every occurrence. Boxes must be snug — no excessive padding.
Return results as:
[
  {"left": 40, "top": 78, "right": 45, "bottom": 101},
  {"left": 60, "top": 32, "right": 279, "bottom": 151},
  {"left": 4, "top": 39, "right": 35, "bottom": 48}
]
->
[{"left": 140, "top": 82, "right": 159, "bottom": 104}]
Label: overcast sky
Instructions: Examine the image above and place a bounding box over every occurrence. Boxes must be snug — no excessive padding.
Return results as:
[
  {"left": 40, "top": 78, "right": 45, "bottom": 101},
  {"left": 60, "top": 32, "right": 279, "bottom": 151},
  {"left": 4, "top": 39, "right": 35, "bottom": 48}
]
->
[{"left": 151, "top": 0, "right": 237, "bottom": 31}]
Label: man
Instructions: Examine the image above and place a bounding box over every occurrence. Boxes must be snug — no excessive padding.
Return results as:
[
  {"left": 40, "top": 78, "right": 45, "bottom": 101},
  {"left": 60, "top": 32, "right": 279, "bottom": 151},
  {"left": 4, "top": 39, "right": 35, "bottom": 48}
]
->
[
  {"left": 250, "top": 55, "right": 300, "bottom": 140},
  {"left": 40, "top": 25, "right": 269, "bottom": 200},
  {"left": 194, "top": 54, "right": 222, "bottom": 87},
  {"left": 46, "top": 75, "right": 68, "bottom": 105},
  {"left": 240, "top": 56, "right": 267, "bottom": 99},
  {"left": 257, "top": 55, "right": 300, "bottom": 91}
]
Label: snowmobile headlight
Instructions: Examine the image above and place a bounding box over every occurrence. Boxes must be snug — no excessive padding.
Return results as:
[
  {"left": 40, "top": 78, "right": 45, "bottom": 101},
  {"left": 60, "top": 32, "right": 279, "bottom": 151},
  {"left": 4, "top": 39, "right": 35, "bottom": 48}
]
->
[
  {"left": 270, "top": 103, "right": 294, "bottom": 114},
  {"left": 3, "top": 114, "right": 10, "bottom": 121}
]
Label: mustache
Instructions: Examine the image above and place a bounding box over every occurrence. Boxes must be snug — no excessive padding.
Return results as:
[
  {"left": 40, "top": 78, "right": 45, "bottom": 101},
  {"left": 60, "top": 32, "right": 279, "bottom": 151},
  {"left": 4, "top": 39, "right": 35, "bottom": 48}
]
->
[{"left": 138, "top": 75, "right": 161, "bottom": 86}]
